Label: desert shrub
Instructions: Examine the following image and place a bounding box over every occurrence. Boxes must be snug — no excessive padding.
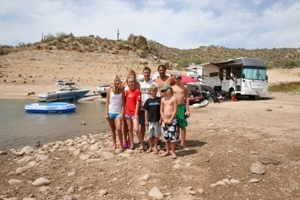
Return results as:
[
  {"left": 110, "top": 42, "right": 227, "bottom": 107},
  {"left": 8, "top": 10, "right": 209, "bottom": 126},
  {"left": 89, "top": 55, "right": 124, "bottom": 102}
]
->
[
  {"left": 172, "top": 58, "right": 204, "bottom": 69},
  {"left": 56, "top": 32, "right": 67, "bottom": 42},
  {"left": 80, "top": 37, "right": 92, "bottom": 45},
  {"left": 148, "top": 40, "right": 159, "bottom": 54},
  {"left": 283, "top": 60, "right": 299, "bottom": 69},
  {"left": 269, "top": 81, "right": 300, "bottom": 93},
  {"left": 43, "top": 33, "right": 56, "bottom": 42}
]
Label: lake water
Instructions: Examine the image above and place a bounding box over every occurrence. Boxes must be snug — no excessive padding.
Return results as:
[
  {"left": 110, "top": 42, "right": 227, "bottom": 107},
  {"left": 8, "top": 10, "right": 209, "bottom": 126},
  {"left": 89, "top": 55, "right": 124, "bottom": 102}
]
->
[{"left": 0, "top": 99, "right": 110, "bottom": 151}]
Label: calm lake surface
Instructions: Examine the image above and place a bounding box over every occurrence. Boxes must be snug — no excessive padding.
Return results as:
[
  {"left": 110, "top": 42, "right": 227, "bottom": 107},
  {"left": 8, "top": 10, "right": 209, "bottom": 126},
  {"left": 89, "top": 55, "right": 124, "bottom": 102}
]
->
[{"left": 0, "top": 99, "right": 110, "bottom": 151}]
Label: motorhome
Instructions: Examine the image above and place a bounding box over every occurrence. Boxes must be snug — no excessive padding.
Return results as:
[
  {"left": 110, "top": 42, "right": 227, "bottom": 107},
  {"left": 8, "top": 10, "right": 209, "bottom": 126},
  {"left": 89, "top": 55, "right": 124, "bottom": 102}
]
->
[{"left": 186, "top": 57, "right": 268, "bottom": 99}]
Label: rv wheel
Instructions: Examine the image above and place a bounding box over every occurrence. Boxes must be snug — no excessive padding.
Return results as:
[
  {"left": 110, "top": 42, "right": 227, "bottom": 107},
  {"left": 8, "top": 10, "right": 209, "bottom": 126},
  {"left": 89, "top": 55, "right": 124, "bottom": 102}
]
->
[
  {"left": 248, "top": 95, "right": 256, "bottom": 100},
  {"left": 229, "top": 89, "right": 235, "bottom": 98}
]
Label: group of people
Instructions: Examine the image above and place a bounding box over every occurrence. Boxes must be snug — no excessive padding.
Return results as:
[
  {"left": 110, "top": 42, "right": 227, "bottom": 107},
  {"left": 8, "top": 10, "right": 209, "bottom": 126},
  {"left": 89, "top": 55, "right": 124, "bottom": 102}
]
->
[{"left": 105, "top": 64, "right": 190, "bottom": 159}]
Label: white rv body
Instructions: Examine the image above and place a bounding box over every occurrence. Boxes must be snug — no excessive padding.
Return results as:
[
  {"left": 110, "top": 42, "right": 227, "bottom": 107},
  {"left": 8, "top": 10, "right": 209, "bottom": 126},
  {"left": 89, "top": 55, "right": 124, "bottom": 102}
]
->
[{"left": 186, "top": 57, "right": 268, "bottom": 99}]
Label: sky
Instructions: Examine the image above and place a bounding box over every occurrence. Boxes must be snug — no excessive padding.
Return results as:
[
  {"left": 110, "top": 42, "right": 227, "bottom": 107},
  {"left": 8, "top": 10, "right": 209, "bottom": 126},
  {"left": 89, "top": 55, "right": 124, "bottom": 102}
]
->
[{"left": 1, "top": 0, "right": 300, "bottom": 49}]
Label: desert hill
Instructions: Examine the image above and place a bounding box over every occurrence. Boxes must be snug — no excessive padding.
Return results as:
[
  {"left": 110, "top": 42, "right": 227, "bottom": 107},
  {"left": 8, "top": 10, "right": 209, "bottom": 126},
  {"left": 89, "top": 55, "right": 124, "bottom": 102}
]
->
[{"left": 1, "top": 33, "right": 300, "bottom": 69}]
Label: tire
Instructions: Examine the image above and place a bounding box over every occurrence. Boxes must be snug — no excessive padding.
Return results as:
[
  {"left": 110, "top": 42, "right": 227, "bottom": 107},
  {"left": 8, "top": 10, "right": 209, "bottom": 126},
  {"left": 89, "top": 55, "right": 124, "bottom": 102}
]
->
[
  {"left": 248, "top": 95, "right": 256, "bottom": 100},
  {"left": 100, "top": 93, "right": 106, "bottom": 98},
  {"left": 207, "top": 96, "right": 214, "bottom": 104},
  {"left": 229, "top": 89, "right": 235, "bottom": 98}
]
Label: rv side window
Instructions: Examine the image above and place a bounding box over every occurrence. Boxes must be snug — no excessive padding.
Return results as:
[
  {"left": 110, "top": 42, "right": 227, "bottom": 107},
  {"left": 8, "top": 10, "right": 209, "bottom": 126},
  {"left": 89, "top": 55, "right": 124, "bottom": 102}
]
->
[
  {"left": 219, "top": 69, "right": 224, "bottom": 80},
  {"left": 210, "top": 72, "right": 218, "bottom": 77},
  {"left": 234, "top": 66, "right": 242, "bottom": 79},
  {"left": 225, "top": 67, "right": 231, "bottom": 80}
]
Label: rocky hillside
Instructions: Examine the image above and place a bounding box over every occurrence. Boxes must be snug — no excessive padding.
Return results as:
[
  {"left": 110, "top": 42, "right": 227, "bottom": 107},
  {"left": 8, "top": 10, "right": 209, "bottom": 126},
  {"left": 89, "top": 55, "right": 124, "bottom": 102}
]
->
[{"left": 1, "top": 33, "right": 300, "bottom": 69}]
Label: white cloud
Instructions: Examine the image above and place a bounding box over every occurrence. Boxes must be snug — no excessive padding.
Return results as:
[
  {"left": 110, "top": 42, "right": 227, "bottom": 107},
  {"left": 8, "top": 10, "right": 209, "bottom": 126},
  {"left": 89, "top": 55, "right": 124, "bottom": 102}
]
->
[{"left": 0, "top": 0, "right": 299, "bottom": 49}]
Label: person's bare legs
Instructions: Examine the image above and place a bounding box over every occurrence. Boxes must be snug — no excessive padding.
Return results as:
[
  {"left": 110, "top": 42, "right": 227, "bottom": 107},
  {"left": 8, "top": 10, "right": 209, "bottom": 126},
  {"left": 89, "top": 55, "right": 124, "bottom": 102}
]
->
[
  {"left": 161, "top": 141, "right": 171, "bottom": 157},
  {"left": 140, "top": 124, "right": 146, "bottom": 142},
  {"left": 108, "top": 118, "right": 116, "bottom": 151},
  {"left": 147, "top": 137, "right": 153, "bottom": 153},
  {"left": 126, "top": 118, "right": 134, "bottom": 149},
  {"left": 123, "top": 120, "right": 128, "bottom": 147},
  {"left": 115, "top": 118, "right": 123, "bottom": 152},
  {"left": 180, "top": 127, "right": 186, "bottom": 147},
  {"left": 171, "top": 141, "right": 177, "bottom": 159},
  {"left": 133, "top": 117, "right": 144, "bottom": 152},
  {"left": 153, "top": 137, "right": 159, "bottom": 154}
]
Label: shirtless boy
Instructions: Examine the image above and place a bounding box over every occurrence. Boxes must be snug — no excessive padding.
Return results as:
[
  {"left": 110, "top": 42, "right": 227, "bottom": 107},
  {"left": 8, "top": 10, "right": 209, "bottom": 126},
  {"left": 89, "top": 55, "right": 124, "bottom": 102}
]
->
[
  {"left": 155, "top": 64, "right": 175, "bottom": 97},
  {"left": 160, "top": 84, "right": 178, "bottom": 159},
  {"left": 172, "top": 73, "right": 190, "bottom": 148}
]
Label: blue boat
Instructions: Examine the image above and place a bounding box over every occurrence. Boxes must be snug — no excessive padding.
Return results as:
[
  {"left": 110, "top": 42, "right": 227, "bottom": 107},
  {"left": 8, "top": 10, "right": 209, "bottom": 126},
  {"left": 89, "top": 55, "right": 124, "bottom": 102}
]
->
[{"left": 25, "top": 102, "right": 76, "bottom": 114}]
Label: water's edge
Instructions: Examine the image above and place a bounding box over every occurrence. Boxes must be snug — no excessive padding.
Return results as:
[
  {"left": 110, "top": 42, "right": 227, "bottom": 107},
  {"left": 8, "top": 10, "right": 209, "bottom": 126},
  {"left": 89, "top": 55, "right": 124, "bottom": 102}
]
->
[{"left": 0, "top": 99, "right": 110, "bottom": 150}]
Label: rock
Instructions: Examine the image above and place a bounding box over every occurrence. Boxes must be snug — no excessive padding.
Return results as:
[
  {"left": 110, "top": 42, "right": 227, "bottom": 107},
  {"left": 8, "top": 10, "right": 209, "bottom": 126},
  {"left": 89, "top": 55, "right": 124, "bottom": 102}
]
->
[
  {"left": 99, "top": 189, "right": 108, "bottom": 196},
  {"left": 68, "top": 186, "right": 75, "bottom": 194},
  {"left": 79, "top": 154, "right": 90, "bottom": 161},
  {"left": 216, "top": 181, "right": 226, "bottom": 186},
  {"left": 139, "top": 181, "right": 147, "bottom": 186},
  {"left": 0, "top": 150, "right": 7, "bottom": 155},
  {"left": 16, "top": 165, "right": 32, "bottom": 174},
  {"left": 249, "top": 178, "right": 260, "bottom": 183},
  {"left": 39, "top": 186, "right": 53, "bottom": 193},
  {"left": 173, "top": 164, "right": 181, "bottom": 169},
  {"left": 8, "top": 179, "right": 23, "bottom": 185},
  {"left": 17, "top": 156, "right": 34, "bottom": 164},
  {"left": 140, "top": 174, "right": 150, "bottom": 181},
  {"left": 21, "top": 145, "right": 34, "bottom": 154},
  {"left": 230, "top": 179, "right": 240, "bottom": 184},
  {"left": 102, "top": 152, "right": 114, "bottom": 160},
  {"left": 36, "top": 155, "right": 49, "bottom": 161},
  {"left": 250, "top": 163, "right": 265, "bottom": 174},
  {"left": 149, "top": 187, "right": 164, "bottom": 199},
  {"left": 197, "top": 188, "right": 204, "bottom": 194},
  {"left": 89, "top": 144, "right": 99, "bottom": 151},
  {"left": 61, "top": 195, "right": 76, "bottom": 200},
  {"left": 266, "top": 108, "right": 272, "bottom": 111},
  {"left": 32, "top": 177, "right": 51, "bottom": 187},
  {"left": 257, "top": 157, "right": 279, "bottom": 165}
]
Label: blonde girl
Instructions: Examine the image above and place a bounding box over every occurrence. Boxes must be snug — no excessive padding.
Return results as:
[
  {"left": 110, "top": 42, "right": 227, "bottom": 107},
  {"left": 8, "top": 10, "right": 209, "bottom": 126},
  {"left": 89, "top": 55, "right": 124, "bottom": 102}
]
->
[{"left": 105, "top": 75, "right": 125, "bottom": 152}]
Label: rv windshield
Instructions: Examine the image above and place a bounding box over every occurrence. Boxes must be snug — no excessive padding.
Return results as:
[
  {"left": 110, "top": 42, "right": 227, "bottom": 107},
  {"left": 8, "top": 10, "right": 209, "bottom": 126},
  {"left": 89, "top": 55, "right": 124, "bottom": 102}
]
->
[{"left": 243, "top": 66, "right": 266, "bottom": 80}]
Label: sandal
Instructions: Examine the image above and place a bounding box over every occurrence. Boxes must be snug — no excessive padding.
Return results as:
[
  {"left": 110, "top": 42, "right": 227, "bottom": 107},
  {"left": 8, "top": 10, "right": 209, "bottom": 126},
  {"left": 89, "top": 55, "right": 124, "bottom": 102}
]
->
[{"left": 122, "top": 141, "right": 128, "bottom": 149}]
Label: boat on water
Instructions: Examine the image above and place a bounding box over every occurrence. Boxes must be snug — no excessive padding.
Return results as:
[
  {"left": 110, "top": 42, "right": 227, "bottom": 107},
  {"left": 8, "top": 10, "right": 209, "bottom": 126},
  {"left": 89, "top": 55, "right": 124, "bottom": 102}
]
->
[
  {"left": 38, "top": 80, "right": 90, "bottom": 102},
  {"left": 25, "top": 102, "right": 76, "bottom": 113}
]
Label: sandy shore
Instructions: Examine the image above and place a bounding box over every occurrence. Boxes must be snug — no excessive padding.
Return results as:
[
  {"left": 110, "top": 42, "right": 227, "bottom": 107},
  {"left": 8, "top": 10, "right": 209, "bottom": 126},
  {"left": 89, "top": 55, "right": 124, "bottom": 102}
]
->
[{"left": 0, "top": 50, "right": 300, "bottom": 199}]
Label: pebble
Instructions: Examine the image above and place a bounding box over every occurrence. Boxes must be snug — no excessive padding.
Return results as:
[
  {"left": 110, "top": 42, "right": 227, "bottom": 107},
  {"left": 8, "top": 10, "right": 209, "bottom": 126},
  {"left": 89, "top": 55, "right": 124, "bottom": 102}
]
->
[
  {"left": 16, "top": 165, "right": 32, "bottom": 175},
  {"left": 257, "top": 157, "right": 279, "bottom": 165},
  {"left": 8, "top": 179, "right": 23, "bottom": 185},
  {"left": 250, "top": 163, "right": 265, "bottom": 174},
  {"left": 149, "top": 187, "right": 164, "bottom": 199},
  {"left": 99, "top": 189, "right": 108, "bottom": 196},
  {"left": 249, "top": 178, "right": 260, "bottom": 183},
  {"left": 32, "top": 177, "right": 51, "bottom": 187}
]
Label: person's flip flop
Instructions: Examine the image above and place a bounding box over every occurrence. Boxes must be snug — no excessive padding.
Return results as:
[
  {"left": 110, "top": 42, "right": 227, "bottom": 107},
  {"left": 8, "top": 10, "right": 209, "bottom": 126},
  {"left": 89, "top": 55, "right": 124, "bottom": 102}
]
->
[{"left": 172, "top": 156, "right": 177, "bottom": 159}]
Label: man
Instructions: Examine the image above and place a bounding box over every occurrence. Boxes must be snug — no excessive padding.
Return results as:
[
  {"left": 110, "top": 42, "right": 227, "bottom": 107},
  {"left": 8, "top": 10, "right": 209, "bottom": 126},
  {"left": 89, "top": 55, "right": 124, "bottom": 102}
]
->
[
  {"left": 139, "top": 66, "right": 157, "bottom": 142},
  {"left": 155, "top": 64, "right": 175, "bottom": 97},
  {"left": 172, "top": 73, "right": 190, "bottom": 148}
]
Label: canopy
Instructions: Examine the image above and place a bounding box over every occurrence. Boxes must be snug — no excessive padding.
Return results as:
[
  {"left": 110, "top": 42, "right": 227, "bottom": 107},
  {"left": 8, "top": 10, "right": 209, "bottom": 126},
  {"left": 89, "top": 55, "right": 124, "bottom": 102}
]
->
[{"left": 180, "top": 75, "right": 198, "bottom": 84}]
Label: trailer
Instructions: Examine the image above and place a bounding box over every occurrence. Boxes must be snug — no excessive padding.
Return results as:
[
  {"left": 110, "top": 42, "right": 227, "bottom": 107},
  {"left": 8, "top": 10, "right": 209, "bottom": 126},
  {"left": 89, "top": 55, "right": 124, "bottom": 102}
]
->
[{"left": 186, "top": 57, "right": 268, "bottom": 99}]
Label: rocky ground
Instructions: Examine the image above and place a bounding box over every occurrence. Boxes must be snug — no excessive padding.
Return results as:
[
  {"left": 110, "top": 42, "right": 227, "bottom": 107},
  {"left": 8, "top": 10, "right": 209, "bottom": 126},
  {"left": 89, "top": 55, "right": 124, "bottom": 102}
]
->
[{"left": 0, "top": 50, "right": 299, "bottom": 199}]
